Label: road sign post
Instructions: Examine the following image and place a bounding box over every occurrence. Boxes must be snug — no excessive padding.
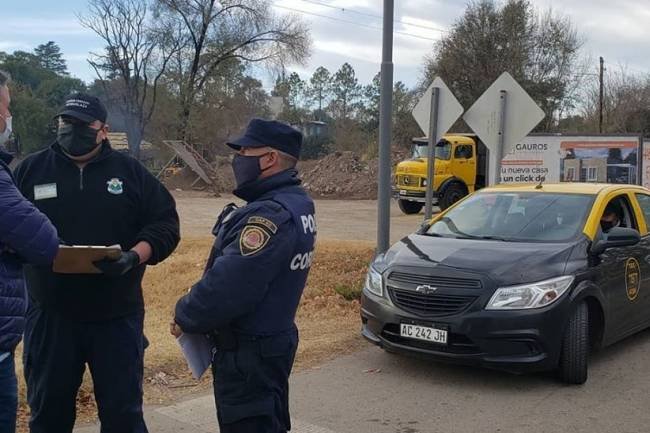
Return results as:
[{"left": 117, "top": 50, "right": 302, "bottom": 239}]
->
[
  {"left": 463, "top": 72, "right": 545, "bottom": 186},
  {"left": 495, "top": 90, "right": 507, "bottom": 183},
  {"left": 412, "top": 77, "right": 463, "bottom": 221},
  {"left": 424, "top": 88, "right": 440, "bottom": 221}
]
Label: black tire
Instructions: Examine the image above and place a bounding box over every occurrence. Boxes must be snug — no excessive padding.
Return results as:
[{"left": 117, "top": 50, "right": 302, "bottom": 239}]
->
[
  {"left": 398, "top": 200, "right": 424, "bottom": 215},
  {"left": 558, "top": 302, "right": 589, "bottom": 385},
  {"left": 439, "top": 183, "right": 467, "bottom": 210}
]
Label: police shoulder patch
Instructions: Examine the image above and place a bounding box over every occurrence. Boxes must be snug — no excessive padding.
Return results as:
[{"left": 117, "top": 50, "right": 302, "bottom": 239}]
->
[
  {"left": 240, "top": 225, "right": 271, "bottom": 256},
  {"left": 247, "top": 216, "right": 278, "bottom": 234}
]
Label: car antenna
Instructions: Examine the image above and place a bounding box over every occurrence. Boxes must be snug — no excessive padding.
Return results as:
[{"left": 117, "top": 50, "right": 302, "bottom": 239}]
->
[{"left": 535, "top": 177, "right": 545, "bottom": 190}]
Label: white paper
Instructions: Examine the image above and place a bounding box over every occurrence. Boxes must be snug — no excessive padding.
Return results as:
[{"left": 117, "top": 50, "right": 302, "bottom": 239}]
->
[{"left": 177, "top": 333, "right": 214, "bottom": 379}]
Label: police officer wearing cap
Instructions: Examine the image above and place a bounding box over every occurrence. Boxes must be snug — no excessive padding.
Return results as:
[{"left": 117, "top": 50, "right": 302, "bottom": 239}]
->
[
  {"left": 14, "top": 93, "right": 180, "bottom": 433},
  {"left": 172, "top": 118, "right": 316, "bottom": 433}
]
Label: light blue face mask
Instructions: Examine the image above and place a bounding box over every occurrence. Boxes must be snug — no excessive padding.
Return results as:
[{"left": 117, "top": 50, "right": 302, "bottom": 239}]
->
[{"left": 0, "top": 116, "right": 12, "bottom": 146}]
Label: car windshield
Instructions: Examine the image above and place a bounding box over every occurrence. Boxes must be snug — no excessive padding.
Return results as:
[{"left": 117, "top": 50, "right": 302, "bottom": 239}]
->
[
  {"left": 425, "top": 192, "right": 594, "bottom": 242},
  {"left": 412, "top": 142, "right": 451, "bottom": 160}
]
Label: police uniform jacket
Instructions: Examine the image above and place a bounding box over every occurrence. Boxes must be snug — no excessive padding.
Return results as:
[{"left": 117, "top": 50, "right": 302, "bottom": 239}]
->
[{"left": 175, "top": 168, "right": 316, "bottom": 336}]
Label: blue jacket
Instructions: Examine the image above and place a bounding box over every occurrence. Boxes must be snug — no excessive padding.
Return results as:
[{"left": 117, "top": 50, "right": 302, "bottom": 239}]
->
[
  {"left": 0, "top": 150, "right": 58, "bottom": 352},
  {"left": 175, "top": 169, "right": 316, "bottom": 336}
]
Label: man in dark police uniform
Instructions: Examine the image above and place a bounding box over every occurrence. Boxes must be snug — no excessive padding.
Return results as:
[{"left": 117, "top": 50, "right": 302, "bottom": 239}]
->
[{"left": 172, "top": 119, "right": 316, "bottom": 433}]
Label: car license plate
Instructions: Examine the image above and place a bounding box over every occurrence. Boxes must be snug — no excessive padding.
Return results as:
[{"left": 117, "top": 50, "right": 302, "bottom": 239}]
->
[
  {"left": 400, "top": 189, "right": 407, "bottom": 195},
  {"left": 400, "top": 323, "right": 448, "bottom": 344}
]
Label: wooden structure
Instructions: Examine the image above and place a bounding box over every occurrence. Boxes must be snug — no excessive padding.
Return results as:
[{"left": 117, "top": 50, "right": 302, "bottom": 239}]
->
[{"left": 158, "top": 140, "right": 219, "bottom": 192}]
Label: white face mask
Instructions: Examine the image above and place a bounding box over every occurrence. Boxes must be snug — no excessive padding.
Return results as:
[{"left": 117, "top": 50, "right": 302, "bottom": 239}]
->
[{"left": 0, "top": 116, "right": 12, "bottom": 146}]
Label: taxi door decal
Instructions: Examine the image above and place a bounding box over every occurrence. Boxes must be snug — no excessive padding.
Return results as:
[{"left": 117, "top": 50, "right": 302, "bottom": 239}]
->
[{"left": 625, "top": 257, "right": 641, "bottom": 301}]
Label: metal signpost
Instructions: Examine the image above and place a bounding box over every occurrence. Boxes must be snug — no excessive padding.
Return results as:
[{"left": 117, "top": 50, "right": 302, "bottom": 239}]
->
[
  {"left": 425, "top": 88, "right": 440, "bottom": 220},
  {"left": 463, "top": 72, "right": 545, "bottom": 185},
  {"left": 377, "top": 0, "right": 394, "bottom": 254},
  {"left": 412, "top": 77, "right": 464, "bottom": 220}
]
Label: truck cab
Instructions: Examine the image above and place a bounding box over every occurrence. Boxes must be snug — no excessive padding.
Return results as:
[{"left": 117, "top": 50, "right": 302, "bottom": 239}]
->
[{"left": 394, "top": 134, "right": 487, "bottom": 214}]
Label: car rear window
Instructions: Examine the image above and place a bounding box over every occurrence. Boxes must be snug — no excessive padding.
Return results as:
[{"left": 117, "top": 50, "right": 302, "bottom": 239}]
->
[{"left": 426, "top": 192, "right": 595, "bottom": 242}]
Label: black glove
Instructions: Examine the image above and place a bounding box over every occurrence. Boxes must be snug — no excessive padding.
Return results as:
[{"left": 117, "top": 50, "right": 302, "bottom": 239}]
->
[{"left": 93, "top": 251, "right": 140, "bottom": 276}]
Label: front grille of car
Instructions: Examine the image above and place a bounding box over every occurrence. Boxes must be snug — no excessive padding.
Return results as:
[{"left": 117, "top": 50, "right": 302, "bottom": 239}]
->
[
  {"left": 397, "top": 175, "right": 423, "bottom": 188},
  {"left": 388, "top": 272, "right": 482, "bottom": 289},
  {"left": 388, "top": 288, "right": 477, "bottom": 316}
]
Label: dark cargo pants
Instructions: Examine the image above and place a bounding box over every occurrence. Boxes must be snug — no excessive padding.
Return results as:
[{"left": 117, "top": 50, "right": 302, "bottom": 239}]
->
[
  {"left": 23, "top": 306, "right": 147, "bottom": 433},
  {"left": 213, "top": 328, "right": 298, "bottom": 433}
]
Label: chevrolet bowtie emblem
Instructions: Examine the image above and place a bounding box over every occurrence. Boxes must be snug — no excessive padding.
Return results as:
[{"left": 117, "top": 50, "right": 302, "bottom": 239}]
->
[{"left": 415, "top": 285, "right": 437, "bottom": 295}]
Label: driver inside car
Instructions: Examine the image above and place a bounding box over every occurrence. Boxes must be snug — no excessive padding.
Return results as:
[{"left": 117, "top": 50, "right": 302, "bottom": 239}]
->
[{"left": 600, "top": 203, "right": 622, "bottom": 233}]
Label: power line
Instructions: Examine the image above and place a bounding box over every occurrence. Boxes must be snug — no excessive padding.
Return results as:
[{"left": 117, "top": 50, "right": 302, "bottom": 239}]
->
[
  {"left": 296, "top": 0, "right": 448, "bottom": 33},
  {"left": 273, "top": 4, "right": 441, "bottom": 42}
]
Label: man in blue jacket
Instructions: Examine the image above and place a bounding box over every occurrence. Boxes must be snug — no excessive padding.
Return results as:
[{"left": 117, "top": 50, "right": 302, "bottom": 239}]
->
[
  {"left": 14, "top": 93, "right": 180, "bottom": 433},
  {"left": 0, "top": 70, "right": 59, "bottom": 433},
  {"left": 172, "top": 119, "right": 316, "bottom": 433}
]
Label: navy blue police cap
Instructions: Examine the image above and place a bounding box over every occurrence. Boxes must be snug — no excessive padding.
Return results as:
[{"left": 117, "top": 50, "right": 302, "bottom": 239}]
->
[
  {"left": 57, "top": 93, "right": 108, "bottom": 124},
  {"left": 227, "top": 118, "right": 303, "bottom": 160}
]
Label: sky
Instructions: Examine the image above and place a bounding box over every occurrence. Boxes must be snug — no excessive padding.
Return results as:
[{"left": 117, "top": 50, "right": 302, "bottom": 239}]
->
[{"left": 1, "top": 0, "right": 649, "bottom": 90}]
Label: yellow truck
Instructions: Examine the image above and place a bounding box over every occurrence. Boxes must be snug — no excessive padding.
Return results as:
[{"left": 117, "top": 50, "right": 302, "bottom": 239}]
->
[{"left": 394, "top": 134, "right": 488, "bottom": 214}]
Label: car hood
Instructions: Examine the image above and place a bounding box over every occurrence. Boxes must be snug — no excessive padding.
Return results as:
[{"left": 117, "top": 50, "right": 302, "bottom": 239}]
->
[{"left": 381, "top": 233, "right": 581, "bottom": 286}]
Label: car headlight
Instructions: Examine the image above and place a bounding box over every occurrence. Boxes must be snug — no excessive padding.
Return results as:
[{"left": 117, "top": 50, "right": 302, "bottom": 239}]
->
[
  {"left": 421, "top": 179, "right": 428, "bottom": 187},
  {"left": 364, "top": 266, "right": 383, "bottom": 297},
  {"left": 486, "top": 276, "right": 575, "bottom": 310}
]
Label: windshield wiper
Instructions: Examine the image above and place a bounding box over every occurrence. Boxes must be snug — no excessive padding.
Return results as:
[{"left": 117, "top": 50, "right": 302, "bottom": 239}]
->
[{"left": 435, "top": 218, "right": 512, "bottom": 242}]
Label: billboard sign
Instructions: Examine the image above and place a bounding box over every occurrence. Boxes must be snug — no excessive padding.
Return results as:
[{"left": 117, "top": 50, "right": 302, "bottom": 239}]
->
[{"left": 500, "top": 135, "right": 642, "bottom": 185}]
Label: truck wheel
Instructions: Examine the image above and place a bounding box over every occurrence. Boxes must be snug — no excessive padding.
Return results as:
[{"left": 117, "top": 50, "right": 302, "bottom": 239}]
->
[
  {"left": 558, "top": 302, "right": 589, "bottom": 385},
  {"left": 398, "top": 200, "right": 423, "bottom": 215},
  {"left": 439, "top": 183, "right": 466, "bottom": 210}
]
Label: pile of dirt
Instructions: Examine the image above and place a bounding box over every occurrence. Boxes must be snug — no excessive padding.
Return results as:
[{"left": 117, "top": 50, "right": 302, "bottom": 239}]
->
[
  {"left": 300, "top": 151, "right": 378, "bottom": 199},
  {"left": 300, "top": 149, "right": 410, "bottom": 199},
  {"left": 163, "top": 149, "right": 410, "bottom": 200}
]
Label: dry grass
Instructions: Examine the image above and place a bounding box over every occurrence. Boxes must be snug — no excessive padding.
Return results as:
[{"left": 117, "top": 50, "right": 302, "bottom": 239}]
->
[{"left": 15, "top": 238, "right": 375, "bottom": 431}]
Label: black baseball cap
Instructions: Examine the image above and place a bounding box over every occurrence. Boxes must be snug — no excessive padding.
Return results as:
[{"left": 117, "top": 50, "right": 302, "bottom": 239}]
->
[
  {"left": 56, "top": 93, "right": 108, "bottom": 124},
  {"left": 227, "top": 118, "right": 303, "bottom": 160}
]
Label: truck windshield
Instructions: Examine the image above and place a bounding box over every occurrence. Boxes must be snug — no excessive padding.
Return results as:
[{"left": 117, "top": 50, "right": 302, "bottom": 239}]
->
[
  {"left": 426, "top": 192, "right": 594, "bottom": 242},
  {"left": 412, "top": 143, "right": 451, "bottom": 160}
]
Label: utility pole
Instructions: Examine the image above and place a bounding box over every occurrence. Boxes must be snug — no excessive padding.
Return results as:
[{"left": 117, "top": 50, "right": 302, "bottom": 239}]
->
[
  {"left": 377, "top": 0, "right": 394, "bottom": 254},
  {"left": 599, "top": 56, "right": 604, "bottom": 133}
]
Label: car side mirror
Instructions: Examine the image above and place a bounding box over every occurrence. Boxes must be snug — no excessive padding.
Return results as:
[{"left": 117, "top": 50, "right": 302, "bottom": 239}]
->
[{"left": 591, "top": 227, "right": 641, "bottom": 255}]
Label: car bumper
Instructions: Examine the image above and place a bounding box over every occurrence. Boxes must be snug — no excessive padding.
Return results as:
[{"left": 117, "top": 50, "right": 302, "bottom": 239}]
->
[
  {"left": 360, "top": 289, "right": 572, "bottom": 373},
  {"left": 392, "top": 189, "right": 433, "bottom": 203}
]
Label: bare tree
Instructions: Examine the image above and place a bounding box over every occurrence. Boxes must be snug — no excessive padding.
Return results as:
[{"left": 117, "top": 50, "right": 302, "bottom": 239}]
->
[
  {"left": 422, "top": 0, "right": 584, "bottom": 131},
  {"left": 155, "top": 0, "right": 311, "bottom": 140},
  {"left": 580, "top": 66, "right": 650, "bottom": 133},
  {"left": 80, "top": 0, "right": 181, "bottom": 157}
]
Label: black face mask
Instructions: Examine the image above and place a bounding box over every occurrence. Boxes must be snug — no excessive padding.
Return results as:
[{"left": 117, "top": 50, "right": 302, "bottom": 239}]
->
[
  {"left": 57, "top": 123, "right": 101, "bottom": 157},
  {"left": 231, "top": 153, "right": 269, "bottom": 188}
]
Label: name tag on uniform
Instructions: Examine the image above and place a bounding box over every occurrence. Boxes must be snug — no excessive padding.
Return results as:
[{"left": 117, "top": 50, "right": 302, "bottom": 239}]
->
[{"left": 34, "top": 183, "right": 57, "bottom": 200}]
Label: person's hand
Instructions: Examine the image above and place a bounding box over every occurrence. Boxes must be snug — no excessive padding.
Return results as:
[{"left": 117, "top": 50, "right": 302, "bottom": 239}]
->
[
  {"left": 170, "top": 320, "right": 183, "bottom": 338},
  {"left": 93, "top": 250, "right": 140, "bottom": 276}
]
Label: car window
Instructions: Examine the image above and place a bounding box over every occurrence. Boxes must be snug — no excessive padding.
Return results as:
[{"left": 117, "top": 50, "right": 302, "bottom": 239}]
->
[
  {"left": 635, "top": 194, "right": 650, "bottom": 227},
  {"left": 602, "top": 195, "right": 638, "bottom": 231},
  {"left": 454, "top": 145, "right": 473, "bottom": 159},
  {"left": 412, "top": 142, "right": 451, "bottom": 160},
  {"left": 426, "top": 192, "right": 594, "bottom": 242}
]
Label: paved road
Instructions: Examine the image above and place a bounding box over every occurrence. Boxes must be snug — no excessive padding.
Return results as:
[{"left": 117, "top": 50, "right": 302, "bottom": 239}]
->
[{"left": 77, "top": 329, "right": 650, "bottom": 433}]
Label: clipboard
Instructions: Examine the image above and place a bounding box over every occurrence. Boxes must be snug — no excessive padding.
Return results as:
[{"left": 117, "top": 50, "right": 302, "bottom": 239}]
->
[{"left": 53, "top": 244, "right": 122, "bottom": 274}]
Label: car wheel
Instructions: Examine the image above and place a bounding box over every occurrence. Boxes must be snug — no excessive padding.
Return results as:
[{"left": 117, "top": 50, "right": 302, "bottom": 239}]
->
[
  {"left": 558, "top": 302, "right": 589, "bottom": 385},
  {"left": 440, "top": 183, "right": 466, "bottom": 210},
  {"left": 398, "top": 199, "right": 424, "bottom": 215}
]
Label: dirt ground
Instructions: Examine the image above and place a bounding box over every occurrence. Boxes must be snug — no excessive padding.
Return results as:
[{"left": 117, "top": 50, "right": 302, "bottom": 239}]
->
[
  {"left": 15, "top": 192, "right": 423, "bottom": 432},
  {"left": 172, "top": 190, "right": 423, "bottom": 243}
]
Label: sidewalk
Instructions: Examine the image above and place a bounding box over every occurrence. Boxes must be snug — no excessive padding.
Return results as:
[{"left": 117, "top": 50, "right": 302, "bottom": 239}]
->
[{"left": 74, "top": 389, "right": 339, "bottom": 433}]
